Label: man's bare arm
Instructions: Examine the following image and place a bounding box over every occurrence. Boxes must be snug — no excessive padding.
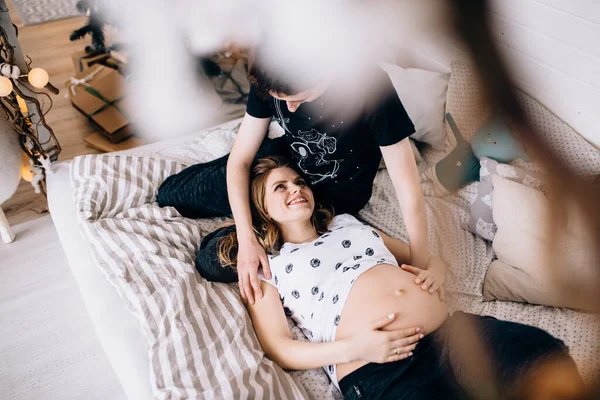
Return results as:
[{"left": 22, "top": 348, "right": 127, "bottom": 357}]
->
[
  {"left": 227, "top": 113, "right": 272, "bottom": 303},
  {"left": 380, "top": 138, "right": 430, "bottom": 269},
  {"left": 227, "top": 114, "right": 271, "bottom": 240}
]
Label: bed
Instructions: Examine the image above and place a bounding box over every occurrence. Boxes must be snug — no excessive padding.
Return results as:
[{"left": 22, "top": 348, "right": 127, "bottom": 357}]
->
[{"left": 47, "top": 62, "right": 600, "bottom": 399}]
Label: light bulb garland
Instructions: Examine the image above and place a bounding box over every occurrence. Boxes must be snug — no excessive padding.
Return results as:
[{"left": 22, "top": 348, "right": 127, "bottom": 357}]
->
[
  {"left": 0, "top": 62, "right": 51, "bottom": 94},
  {"left": 0, "top": 22, "right": 61, "bottom": 195}
]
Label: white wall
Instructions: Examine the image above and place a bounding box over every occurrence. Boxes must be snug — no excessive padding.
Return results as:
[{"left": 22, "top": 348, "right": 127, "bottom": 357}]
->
[{"left": 397, "top": 0, "right": 600, "bottom": 149}]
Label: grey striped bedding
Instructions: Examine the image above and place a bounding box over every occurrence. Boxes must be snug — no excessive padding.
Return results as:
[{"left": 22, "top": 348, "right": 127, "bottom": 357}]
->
[
  {"left": 71, "top": 125, "right": 600, "bottom": 399},
  {"left": 70, "top": 154, "right": 331, "bottom": 399}
]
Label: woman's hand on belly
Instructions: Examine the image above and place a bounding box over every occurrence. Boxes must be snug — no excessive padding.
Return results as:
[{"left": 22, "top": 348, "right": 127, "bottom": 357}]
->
[{"left": 345, "top": 313, "right": 423, "bottom": 364}]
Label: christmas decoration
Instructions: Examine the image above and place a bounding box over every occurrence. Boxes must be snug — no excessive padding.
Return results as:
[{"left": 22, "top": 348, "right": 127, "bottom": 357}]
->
[
  {"left": 0, "top": 8, "right": 61, "bottom": 195},
  {"left": 70, "top": 0, "right": 125, "bottom": 76},
  {"left": 70, "top": 0, "right": 108, "bottom": 53}
]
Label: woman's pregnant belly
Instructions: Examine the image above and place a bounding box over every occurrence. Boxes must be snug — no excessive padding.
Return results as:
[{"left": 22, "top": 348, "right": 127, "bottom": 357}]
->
[{"left": 335, "top": 264, "right": 449, "bottom": 381}]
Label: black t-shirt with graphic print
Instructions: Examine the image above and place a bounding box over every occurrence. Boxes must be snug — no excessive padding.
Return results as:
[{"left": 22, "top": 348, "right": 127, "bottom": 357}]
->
[{"left": 246, "top": 67, "right": 415, "bottom": 213}]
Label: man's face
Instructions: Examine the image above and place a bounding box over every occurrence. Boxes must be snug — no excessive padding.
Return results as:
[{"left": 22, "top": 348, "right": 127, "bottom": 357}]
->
[
  {"left": 269, "top": 89, "right": 315, "bottom": 113},
  {"left": 269, "top": 79, "right": 329, "bottom": 113}
]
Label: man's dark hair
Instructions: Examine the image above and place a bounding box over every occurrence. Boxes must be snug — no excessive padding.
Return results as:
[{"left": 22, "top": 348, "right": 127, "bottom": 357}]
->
[{"left": 248, "top": 56, "right": 303, "bottom": 99}]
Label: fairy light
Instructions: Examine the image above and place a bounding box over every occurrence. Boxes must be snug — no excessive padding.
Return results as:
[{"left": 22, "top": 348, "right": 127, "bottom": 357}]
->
[
  {"left": 28, "top": 68, "right": 49, "bottom": 89},
  {"left": 0, "top": 76, "right": 12, "bottom": 96}
]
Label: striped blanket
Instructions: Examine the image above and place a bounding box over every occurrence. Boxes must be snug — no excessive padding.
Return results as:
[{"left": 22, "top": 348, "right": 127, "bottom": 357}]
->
[
  {"left": 70, "top": 151, "right": 340, "bottom": 399},
  {"left": 71, "top": 125, "right": 600, "bottom": 399}
]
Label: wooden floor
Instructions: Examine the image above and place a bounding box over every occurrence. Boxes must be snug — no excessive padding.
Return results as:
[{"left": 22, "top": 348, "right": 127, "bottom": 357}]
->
[{"left": 3, "top": 6, "right": 102, "bottom": 226}]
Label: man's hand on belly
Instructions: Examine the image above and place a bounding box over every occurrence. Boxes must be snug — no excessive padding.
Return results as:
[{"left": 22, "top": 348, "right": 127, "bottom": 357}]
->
[{"left": 400, "top": 263, "right": 446, "bottom": 301}]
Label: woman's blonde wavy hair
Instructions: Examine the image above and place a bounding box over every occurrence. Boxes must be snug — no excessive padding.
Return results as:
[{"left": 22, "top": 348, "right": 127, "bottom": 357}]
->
[{"left": 218, "top": 155, "right": 334, "bottom": 267}]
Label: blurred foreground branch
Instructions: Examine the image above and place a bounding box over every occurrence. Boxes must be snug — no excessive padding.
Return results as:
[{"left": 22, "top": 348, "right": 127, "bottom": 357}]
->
[{"left": 447, "top": 1, "right": 600, "bottom": 398}]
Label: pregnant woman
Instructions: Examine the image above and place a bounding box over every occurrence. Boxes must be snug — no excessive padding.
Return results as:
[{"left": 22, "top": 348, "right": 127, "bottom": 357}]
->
[{"left": 217, "top": 156, "right": 584, "bottom": 399}]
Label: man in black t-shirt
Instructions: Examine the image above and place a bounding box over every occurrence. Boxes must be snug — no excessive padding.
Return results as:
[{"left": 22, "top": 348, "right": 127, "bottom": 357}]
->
[{"left": 225, "top": 61, "right": 430, "bottom": 304}]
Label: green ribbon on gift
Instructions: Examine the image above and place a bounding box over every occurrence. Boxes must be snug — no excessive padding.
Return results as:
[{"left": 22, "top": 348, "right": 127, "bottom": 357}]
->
[{"left": 85, "top": 86, "right": 129, "bottom": 120}]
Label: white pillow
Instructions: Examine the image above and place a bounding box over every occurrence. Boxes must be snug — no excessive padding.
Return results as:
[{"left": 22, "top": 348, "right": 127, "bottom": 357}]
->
[
  {"left": 488, "top": 175, "right": 599, "bottom": 311},
  {"left": 380, "top": 62, "right": 449, "bottom": 151}
]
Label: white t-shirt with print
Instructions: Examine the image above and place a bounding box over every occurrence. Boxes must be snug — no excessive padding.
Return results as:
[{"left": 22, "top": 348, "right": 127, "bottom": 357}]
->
[{"left": 259, "top": 213, "right": 398, "bottom": 389}]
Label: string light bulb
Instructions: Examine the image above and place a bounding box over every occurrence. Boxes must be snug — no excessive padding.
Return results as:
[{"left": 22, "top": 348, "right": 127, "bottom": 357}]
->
[
  {"left": 0, "top": 76, "right": 13, "bottom": 96},
  {"left": 28, "top": 68, "right": 49, "bottom": 89}
]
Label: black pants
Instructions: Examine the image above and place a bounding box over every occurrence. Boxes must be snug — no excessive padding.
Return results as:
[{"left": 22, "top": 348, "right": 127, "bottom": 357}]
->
[
  {"left": 157, "top": 137, "right": 373, "bottom": 282},
  {"left": 339, "top": 312, "right": 573, "bottom": 400}
]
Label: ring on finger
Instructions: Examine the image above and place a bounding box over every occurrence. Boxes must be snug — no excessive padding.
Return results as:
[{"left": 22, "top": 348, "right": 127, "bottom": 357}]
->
[{"left": 394, "top": 348, "right": 398, "bottom": 355}]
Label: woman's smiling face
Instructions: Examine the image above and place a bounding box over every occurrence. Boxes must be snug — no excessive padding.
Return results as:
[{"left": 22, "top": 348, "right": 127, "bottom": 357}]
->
[{"left": 263, "top": 167, "right": 315, "bottom": 224}]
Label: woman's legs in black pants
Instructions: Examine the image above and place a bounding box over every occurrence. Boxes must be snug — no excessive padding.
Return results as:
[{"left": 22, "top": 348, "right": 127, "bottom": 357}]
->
[
  {"left": 340, "top": 313, "right": 583, "bottom": 400},
  {"left": 442, "top": 312, "right": 584, "bottom": 400}
]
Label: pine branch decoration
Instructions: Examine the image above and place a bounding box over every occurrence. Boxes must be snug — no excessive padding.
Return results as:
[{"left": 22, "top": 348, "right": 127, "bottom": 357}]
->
[{"left": 69, "top": 0, "right": 107, "bottom": 53}]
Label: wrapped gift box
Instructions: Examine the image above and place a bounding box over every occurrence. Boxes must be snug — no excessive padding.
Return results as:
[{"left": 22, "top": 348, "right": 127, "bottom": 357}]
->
[{"left": 66, "top": 66, "right": 134, "bottom": 143}]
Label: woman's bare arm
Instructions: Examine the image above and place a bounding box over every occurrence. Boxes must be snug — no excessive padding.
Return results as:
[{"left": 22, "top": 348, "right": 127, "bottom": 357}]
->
[{"left": 247, "top": 282, "right": 353, "bottom": 370}]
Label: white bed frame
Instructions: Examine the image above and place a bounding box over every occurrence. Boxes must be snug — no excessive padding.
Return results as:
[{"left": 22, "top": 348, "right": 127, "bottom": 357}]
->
[{"left": 48, "top": 162, "right": 154, "bottom": 399}]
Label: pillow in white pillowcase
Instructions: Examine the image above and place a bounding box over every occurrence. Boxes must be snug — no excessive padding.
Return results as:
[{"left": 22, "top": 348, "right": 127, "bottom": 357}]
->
[
  {"left": 488, "top": 175, "right": 599, "bottom": 311},
  {"left": 379, "top": 62, "right": 449, "bottom": 151}
]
